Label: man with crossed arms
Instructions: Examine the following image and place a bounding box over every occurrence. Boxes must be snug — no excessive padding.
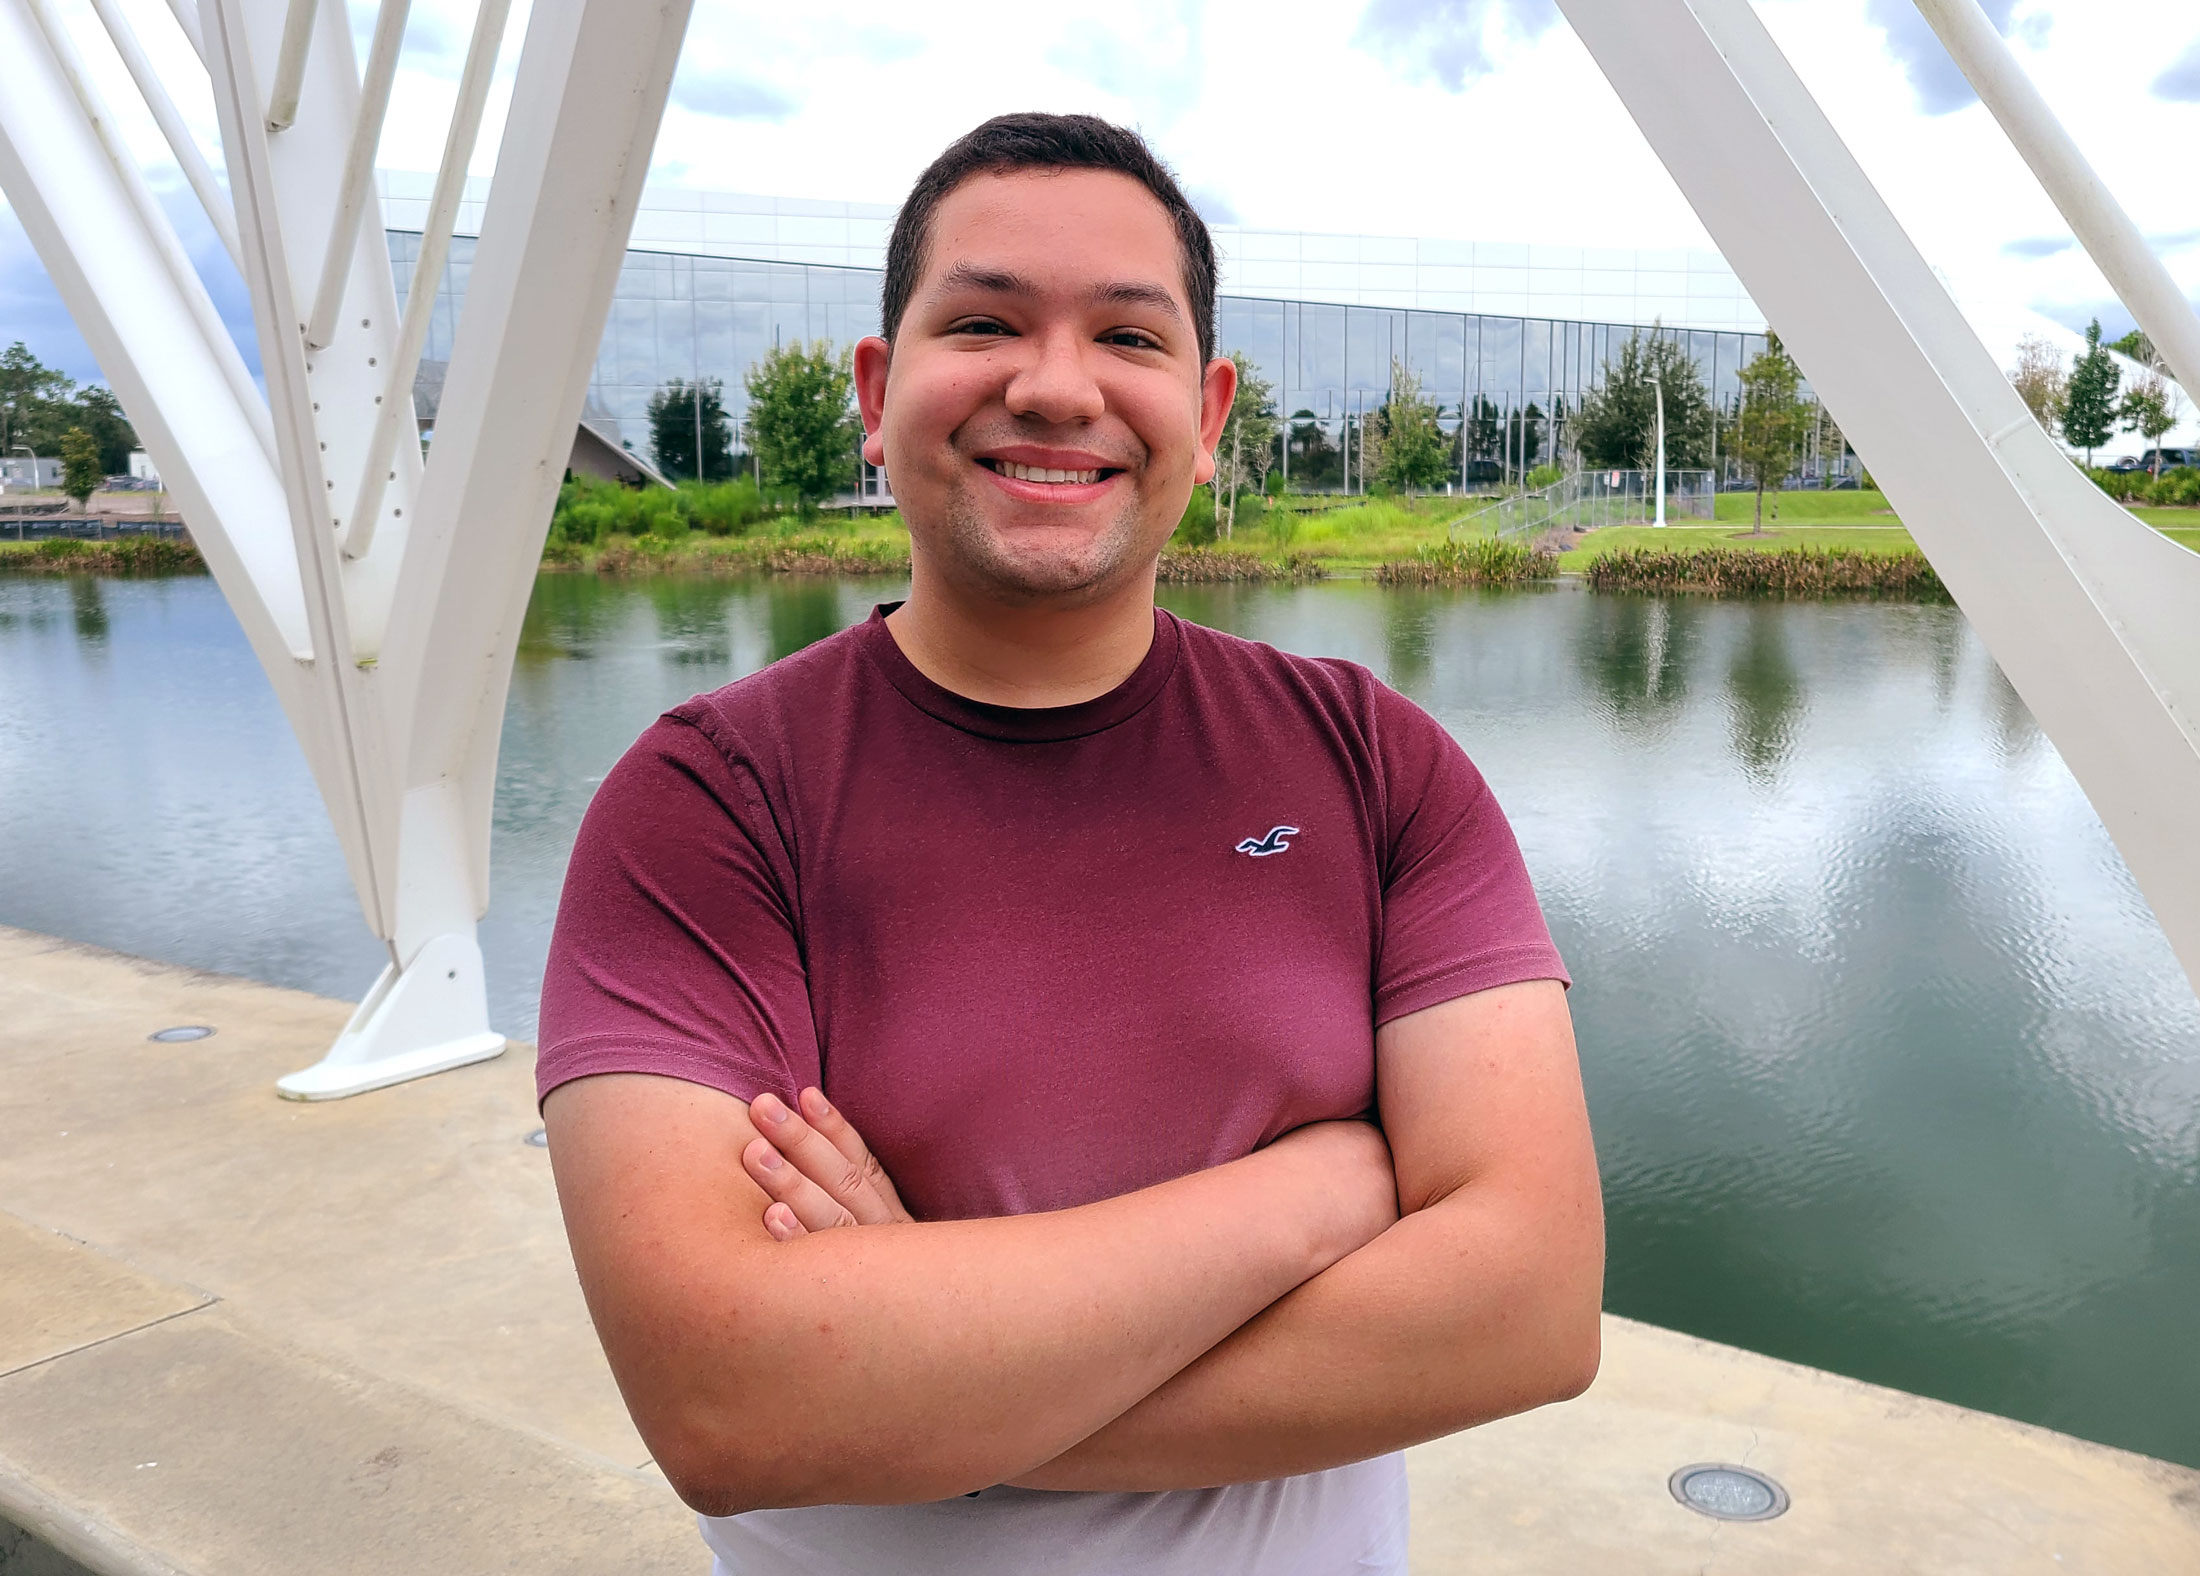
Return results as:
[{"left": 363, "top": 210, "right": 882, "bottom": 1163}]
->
[{"left": 539, "top": 112, "right": 1603, "bottom": 1576}]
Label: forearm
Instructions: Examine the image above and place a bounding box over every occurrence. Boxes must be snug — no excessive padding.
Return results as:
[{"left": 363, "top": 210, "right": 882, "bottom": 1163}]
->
[
  {"left": 562, "top": 1117, "right": 1343, "bottom": 1515},
  {"left": 1011, "top": 1188, "right": 1603, "bottom": 1492}
]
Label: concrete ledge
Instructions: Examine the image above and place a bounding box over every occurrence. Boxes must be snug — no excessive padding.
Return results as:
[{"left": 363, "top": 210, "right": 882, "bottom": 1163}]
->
[{"left": 1, "top": 923, "right": 2195, "bottom": 1574}]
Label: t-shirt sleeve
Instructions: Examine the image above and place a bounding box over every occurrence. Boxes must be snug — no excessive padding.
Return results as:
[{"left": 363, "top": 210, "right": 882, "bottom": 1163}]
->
[
  {"left": 1369, "top": 681, "right": 1569, "bottom": 1026},
  {"left": 534, "top": 709, "right": 819, "bottom": 1109}
]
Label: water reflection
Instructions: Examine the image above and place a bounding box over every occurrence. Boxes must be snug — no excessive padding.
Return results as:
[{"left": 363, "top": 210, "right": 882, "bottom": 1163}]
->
[
  {"left": 69, "top": 577, "right": 109, "bottom": 645},
  {"left": 4, "top": 571, "right": 2198, "bottom": 1473},
  {"left": 1577, "top": 594, "right": 1699, "bottom": 731},
  {"left": 1725, "top": 605, "right": 1801, "bottom": 783}
]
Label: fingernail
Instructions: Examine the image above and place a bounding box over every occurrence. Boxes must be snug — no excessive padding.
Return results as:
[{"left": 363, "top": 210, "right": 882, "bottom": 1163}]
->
[
  {"left": 803, "top": 1088, "right": 833, "bottom": 1118},
  {"left": 756, "top": 1093, "right": 790, "bottom": 1125},
  {"left": 756, "top": 1146, "right": 783, "bottom": 1171}
]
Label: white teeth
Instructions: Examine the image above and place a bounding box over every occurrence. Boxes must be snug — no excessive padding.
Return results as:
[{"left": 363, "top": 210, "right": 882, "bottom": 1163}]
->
[{"left": 999, "top": 461, "right": 1100, "bottom": 485}]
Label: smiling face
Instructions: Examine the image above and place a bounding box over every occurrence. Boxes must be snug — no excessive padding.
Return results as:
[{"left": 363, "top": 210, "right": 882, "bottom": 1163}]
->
[{"left": 854, "top": 169, "right": 1234, "bottom": 606}]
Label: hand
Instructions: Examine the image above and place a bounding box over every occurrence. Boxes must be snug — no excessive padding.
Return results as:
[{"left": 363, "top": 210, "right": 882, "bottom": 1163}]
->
[{"left": 742, "top": 1087, "right": 912, "bottom": 1239}]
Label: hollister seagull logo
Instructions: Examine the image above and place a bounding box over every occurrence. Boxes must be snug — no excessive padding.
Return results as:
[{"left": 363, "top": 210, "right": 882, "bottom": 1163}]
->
[{"left": 1236, "top": 825, "right": 1300, "bottom": 857}]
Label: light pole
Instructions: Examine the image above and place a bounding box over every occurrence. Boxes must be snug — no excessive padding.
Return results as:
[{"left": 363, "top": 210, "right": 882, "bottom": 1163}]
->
[
  {"left": 9, "top": 445, "right": 37, "bottom": 542},
  {"left": 1648, "top": 369, "right": 1668, "bottom": 527}
]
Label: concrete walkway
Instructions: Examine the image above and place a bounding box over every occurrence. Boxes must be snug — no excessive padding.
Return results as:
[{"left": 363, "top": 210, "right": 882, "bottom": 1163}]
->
[{"left": 1, "top": 923, "right": 2194, "bottom": 1575}]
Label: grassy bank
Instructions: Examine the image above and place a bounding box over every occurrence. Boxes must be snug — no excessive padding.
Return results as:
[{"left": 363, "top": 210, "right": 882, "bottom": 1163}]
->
[
  {"left": 1583, "top": 545, "right": 1948, "bottom": 599},
  {"left": 1155, "top": 548, "right": 1325, "bottom": 583},
  {"left": 548, "top": 523, "right": 912, "bottom": 576},
  {"left": 0, "top": 537, "right": 206, "bottom": 575},
  {"left": 1372, "top": 536, "right": 1557, "bottom": 586}
]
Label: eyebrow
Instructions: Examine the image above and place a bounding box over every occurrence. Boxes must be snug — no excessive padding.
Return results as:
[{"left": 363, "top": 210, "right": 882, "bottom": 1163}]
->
[{"left": 929, "top": 261, "right": 1185, "bottom": 326}]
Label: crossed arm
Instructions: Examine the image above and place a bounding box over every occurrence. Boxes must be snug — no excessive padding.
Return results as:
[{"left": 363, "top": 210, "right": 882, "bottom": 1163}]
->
[{"left": 544, "top": 980, "right": 1602, "bottom": 1513}]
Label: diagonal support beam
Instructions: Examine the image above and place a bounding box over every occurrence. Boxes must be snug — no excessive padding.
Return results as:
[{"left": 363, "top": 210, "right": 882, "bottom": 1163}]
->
[
  {"left": 0, "top": 0, "right": 294, "bottom": 668},
  {"left": 378, "top": 0, "right": 694, "bottom": 966},
  {"left": 1913, "top": 0, "right": 2200, "bottom": 401},
  {"left": 1556, "top": 0, "right": 2200, "bottom": 993}
]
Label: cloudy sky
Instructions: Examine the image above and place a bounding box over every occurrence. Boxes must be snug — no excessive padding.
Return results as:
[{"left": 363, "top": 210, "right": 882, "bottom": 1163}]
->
[{"left": 4, "top": 0, "right": 2197, "bottom": 388}]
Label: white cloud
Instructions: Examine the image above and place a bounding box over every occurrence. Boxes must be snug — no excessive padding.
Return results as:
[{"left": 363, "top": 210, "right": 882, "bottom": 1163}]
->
[
  {"left": 671, "top": 70, "right": 798, "bottom": 123},
  {"left": 2154, "top": 38, "right": 2200, "bottom": 101},
  {"left": 4, "top": 0, "right": 2197, "bottom": 394},
  {"left": 1351, "top": 0, "right": 1560, "bottom": 91}
]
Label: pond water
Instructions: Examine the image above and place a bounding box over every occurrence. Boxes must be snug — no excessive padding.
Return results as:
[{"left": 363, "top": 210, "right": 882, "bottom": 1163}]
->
[{"left": 3, "top": 570, "right": 2197, "bottom": 1469}]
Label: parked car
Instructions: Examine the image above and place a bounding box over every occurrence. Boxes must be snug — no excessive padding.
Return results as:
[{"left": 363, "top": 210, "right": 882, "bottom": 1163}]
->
[{"left": 2138, "top": 447, "right": 2196, "bottom": 472}]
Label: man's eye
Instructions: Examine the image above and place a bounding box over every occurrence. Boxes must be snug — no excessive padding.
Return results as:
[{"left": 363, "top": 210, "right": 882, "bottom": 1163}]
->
[
  {"left": 951, "top": 319, "right": 1012, "bottom": 337},
  {"left": 1102, "top": 330, "right": 1162, "bottom": 350}
]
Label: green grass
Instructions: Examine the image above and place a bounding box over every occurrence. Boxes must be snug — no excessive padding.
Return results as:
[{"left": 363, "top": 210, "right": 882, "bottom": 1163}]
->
[
  {"left": 1222, "top": 495, "right": 1476, "bottom": 571},
  {"left": 1713, "top": 487, "right": 1904, "bottom": 526}
]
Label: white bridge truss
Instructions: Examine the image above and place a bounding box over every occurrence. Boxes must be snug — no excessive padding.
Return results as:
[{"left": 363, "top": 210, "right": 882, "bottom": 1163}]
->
[
  {"left": 0, "top": 0, "right": 692, "bottom": 1095},
  {"left": 0, "top": 0, "right": 2193, "bottom": 1099}
]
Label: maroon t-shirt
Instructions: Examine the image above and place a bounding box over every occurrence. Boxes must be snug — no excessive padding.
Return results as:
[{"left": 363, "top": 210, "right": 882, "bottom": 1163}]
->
[{"left": 537, "top": 606, "right": 1566, "bottom": 1222}]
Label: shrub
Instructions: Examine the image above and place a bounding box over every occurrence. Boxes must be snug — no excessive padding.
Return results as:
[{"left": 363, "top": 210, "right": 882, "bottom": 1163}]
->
[
  {"left": 1525, "top": 463, "right": 1564, "bottom": 492},
  {"left": 1176, "top": 485, "right": 1217, "bottom": 545},
  {"left": 684, "top": 477, "right": 767, "bottom": 535},
  {"left": 2147, "top": 468, "right": 2200, "bottom": 507},
  {"left": 1374, "top": 535, "right": 1557, "bottom": 585}
]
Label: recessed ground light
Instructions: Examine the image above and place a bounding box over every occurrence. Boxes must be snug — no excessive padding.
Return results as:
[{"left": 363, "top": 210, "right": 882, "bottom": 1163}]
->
[
  {"left": 148, "top": 1026, "right": 215, "bottom": 1043},
  {"left": 1669, "top": 1463, "right": 1789, "bottom": 1521},
  {"left": 524, "top": 1128, "right": 548, "bottom": 1148}
]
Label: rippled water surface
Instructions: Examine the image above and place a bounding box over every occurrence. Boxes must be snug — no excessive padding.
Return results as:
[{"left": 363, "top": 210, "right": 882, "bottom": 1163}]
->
[{"left": 4, "top": 571, "right": 2196, "bottom": 1467}]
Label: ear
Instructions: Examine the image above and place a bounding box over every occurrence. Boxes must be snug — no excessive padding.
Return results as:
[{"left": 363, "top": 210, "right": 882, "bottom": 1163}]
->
[
  {"left": 1193, "top": 355, "right": 1237, "bottom": 486},
  {"left": 854, "top": 336, "right": 892, "bottom": 467}
]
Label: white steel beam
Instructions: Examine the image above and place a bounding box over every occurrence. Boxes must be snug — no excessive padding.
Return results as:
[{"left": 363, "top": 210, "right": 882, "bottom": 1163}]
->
[
  {"left": 303, "top": 0, "right": 409, "bottom": 350},
  {"left": 343, "top": 0, "right": 511, "bottom": 561},
  {"left": 378, "top": 0, "right": 694, "bottom": 970},
  {"left": 263, "top": 0, "right": 314, "bottom": 128},
  {"left": 1556, "top": 0, "right": 2200, "bottom": 994},
  {"left": 3, "top": 0, "right": 691, "bottom": 1098},
  {"left": 1914, "top": 0, "right": 2200, "bottom": 401},
  {"left": 0, "top": 0, "right": 295, "bottom": 669},
  {"left": 84, "top": 0, "right": 243, "bottom": 269}
]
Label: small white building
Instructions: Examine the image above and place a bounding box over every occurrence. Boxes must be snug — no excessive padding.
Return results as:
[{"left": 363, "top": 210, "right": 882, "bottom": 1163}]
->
[
  {"left": 128, "top": 450, "right": 160, "bottom": 486},
  {"left": 0, "top": 454, "right": 63, "bottom": 491}
]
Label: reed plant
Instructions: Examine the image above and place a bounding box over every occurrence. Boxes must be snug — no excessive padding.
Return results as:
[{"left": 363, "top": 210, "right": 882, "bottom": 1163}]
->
[
  {"left": 1156, "top": 548, "right": 1325, "bottom": 583},
  {"left": 1373, "top": 535, "right": 1557, "bottom": 586},
  {"left": 0, "top": 537, "right": 206, "bottom": 575},
  {"left": 1583, "top": 545, "right": 1947, "bottom": 598}
]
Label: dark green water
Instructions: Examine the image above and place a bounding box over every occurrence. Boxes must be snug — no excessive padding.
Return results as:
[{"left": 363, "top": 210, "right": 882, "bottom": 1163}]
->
[{"left": 3, "top": 571, "right": 2196, "bottom": 1467}]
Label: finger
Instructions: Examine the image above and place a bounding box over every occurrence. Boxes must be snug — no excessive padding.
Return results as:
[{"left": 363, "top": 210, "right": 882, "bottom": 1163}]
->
[
  {"left": 763, "top": 1202, "right": 808, "bottom": 1242},
  {"left": 797, "top": 1087, "right": 911, "bottom": 1220},
  {"left": 742, "top": 1136, "right": 857, "bottom": 1232},
  {"left": 751, "top": 1092, "right": 899, "bottom": 1225}
]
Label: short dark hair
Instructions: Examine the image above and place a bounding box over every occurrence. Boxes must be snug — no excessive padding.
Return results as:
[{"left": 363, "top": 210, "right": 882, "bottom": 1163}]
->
[{"left": 881, "top": 113, "right": 1219, "bottom": 364}]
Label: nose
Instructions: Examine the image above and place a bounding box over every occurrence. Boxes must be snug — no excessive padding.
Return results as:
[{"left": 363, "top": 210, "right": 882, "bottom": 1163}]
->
[{"left": 1002, "top": 324, "right": 1106, "bottom": 427}]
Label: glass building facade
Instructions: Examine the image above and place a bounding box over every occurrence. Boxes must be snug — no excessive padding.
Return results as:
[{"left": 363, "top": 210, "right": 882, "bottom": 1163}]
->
[{"left": 389, "top": 229, "right": 1771, "bottom": 492}]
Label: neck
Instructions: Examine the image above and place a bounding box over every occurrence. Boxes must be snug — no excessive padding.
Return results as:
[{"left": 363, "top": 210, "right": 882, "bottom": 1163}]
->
[{"left": 885, "top": 557, "right": 1159, "bottom": 709}]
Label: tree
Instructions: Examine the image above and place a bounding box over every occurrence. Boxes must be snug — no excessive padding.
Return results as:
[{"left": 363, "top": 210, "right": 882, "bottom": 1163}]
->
[
  {"left": 59, "top": 426, "right": 101, "bottom": 509},
  {"left": 0, "top": 343, "right": 138, "bottom": 472},
  {"left": 1729, "top": 332, "right": 1813, "bottom": 534},
  {"left": 0, "top": 341, "right": 69, "bottom": 455},
  {"left": 647, "top": 378, "right": 735, "bottom": 481},
  {"left": 1573, "top": 326, "right": 1713, "bottom": 474},
  {"left": 2007, "top": 333, "right": 2068, "bottom": 439},
  {"left": 744, "top": 341, "right": 862, "bottom": 512},
  {"left": 1212, "top": 352, "right": 1277, "bottom": 539},
  {"left": 2120, "top": 371, "right": 2183, "bottom": 476},
  {"left": 1366, "top": 359, "right": 1451, "bottom": 495},
  {"left": 2108, "top": 328, "right": 2158, "bottom": 368},
  {"left": 2062, "top": 318, "right": 2121, "bottom": 467}
]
